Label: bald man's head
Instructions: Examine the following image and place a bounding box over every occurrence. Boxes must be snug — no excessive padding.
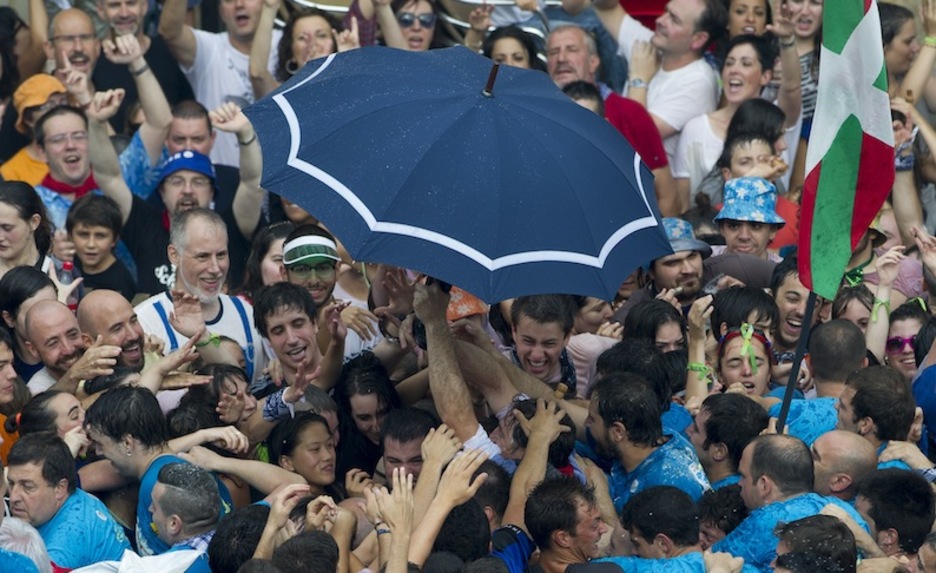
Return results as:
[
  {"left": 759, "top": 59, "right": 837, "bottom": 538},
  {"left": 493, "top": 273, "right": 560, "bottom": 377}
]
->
[
  {"left": 77, "top": 290, "right": 145, "bottom": 369},
  {"left": 24, "top": 300, "right": 86, "bottom": 378},
  {"left": 44, "top": 9, "right": 100, "bottom": 76},
  {"left": 812, "top": 430, "right": 877, "bottom": 501}
]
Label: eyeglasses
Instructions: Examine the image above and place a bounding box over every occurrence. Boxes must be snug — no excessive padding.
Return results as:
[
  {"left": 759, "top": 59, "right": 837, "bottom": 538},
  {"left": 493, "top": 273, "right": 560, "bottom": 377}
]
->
[
  {"left": 51, "top": 33, "right": 96, "bottom": 45},
  {"left": 287, "top": 263, "right": 336, "bottom": 279},
  {"left": 396, "top": 12, "right": 436, "bottom": 28},
  {"left": 44, "top": 132, "right": 89, "bottom": 147},
  {"left": 885, "top": 335, "right": 917, "bottom": 354}
]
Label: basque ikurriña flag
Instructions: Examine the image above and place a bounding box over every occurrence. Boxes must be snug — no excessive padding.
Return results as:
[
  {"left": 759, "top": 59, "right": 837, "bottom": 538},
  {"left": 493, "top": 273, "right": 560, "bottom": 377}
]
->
[{"left": 797, "top": 0, "right": 895, "bottom": 299}]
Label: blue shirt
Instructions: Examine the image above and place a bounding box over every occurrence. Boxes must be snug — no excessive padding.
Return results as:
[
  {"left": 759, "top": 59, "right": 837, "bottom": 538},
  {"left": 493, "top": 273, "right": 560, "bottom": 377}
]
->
[
  {"left": 37, "top": 489, "right": 130, "bottom": 568},
  {"left": 137, "top": 455, "right": 233, "bottom": 556},
  {"left": 876, "top": 442, "right": 913, "bottom": 471},
  {"left": 491, "top": 524, "right": 536, "bottom": 573},
  {"left": 118, "top": 131, "right": 169, "bottom": 199},
  {"left": 711, "top": 474, "right": 741, "bottom": 490},
  {"left": 608, "top": 434, "right": 711, "bottom": 513},
  {"left": 662, "top": 403, "right": 692, "bottom": 439},
  {"left": 0, "top": 547, "right": 40, "bottom": 573},
  {"left": 596, "top": 552, "right": 758, "bottom": 573},
  {"left": 768, "top": 397, "right": 837, "bottom": 446},
  {"left": 712, "top": 493, "right": 869, "bottom": 572}
]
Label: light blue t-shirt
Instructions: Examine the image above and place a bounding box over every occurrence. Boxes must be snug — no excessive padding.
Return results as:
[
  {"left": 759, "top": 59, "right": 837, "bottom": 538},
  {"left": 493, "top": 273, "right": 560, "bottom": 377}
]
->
[
  {"left": 609, "top": 434, "right": 711, "bottom": 512},
  {"left": 137, "top": 455, "right": 233, "bottom": 556},
  {"left": 768, "top": 397, "right": 837, "bottom": 446},
  {"left": 37, "top": 488, "right": 130, "bottom": 569},
  {"left": 711, "top": 474, "right": 741, "bottom": 490},
  {"left": 596, "top": 551, "right": 758, "bottom": 572},
  {"left": 712, "top": 493, "right": 869, "bottom": 572}
]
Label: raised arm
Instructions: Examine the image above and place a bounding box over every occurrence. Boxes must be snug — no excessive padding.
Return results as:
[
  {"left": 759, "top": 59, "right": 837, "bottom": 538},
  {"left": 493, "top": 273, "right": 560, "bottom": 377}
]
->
[
  {"left": 211, "top": 103, "right": 264, "bottom": 239},
  {"left": 86, "top": 90, "right": 134, "bottom": 224},
  {"left": 182, "top": 444, "right": 306, "bottom": 494},
  {"left": 158, "top": 0, "right": 198, "bottom": 68},
  {"left": 22, "top": 0, "right": 49, "bottom": 79},
  {"left": 413, "top": 282, "right": 481, "bottom": 443},
  {"left": 898, "top": 0, "right": 936, "bottom": 102},
  {"left": 866, "top": 247, "right": 902, "bottom": 363},
  {"left": 102, "top": 35, "right": 172, "bottom": 166},
  {"left": 250, "top": 0, "right": 282, "bottom": 99},
  {"left": 767, "top": 0, "right": 801, "bottom": 129},
  {"left": 501, "top": 400, "right": 570, "bottom": 530},
  {"left": 373, "top": 0, "right": 407, "bottom": 50}
]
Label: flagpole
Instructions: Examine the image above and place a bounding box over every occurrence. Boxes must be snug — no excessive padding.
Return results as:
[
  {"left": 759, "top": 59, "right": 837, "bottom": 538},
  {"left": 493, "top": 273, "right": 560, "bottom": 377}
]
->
[{"left": 775, "top": 290, "right": 818, "bottom": 431}]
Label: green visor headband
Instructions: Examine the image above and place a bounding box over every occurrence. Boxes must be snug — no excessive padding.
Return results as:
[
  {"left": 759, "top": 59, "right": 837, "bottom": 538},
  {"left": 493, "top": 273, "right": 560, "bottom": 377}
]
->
[{"left": 283, "top": 236, "right": 340, "bottom": 266}]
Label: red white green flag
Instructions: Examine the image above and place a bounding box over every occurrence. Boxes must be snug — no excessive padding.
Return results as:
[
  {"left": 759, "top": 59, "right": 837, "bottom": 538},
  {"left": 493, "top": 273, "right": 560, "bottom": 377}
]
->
[{"left": 798, "top": 0, "right": 894, "bottom": 300}]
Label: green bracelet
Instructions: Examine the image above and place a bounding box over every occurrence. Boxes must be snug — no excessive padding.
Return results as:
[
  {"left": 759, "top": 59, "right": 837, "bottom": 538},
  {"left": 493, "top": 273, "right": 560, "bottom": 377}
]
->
[
  {"left": 871, "top": 298, "right": 890, "bottom": 322},
  {"left": 687, "top": 361, "right": 714, "bottom": 383},
  {"left": 195, "top": 332, "right": 222, "bottom": 348}
]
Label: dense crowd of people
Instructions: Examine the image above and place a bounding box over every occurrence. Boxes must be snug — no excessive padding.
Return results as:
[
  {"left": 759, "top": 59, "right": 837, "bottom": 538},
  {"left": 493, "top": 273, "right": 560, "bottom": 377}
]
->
[{"left": 2, "top": 0, "right": 936, "bottom": 571}]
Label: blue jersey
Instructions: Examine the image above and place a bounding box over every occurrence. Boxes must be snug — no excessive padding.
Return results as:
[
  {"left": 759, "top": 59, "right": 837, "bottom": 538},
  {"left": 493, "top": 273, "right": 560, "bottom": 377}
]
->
[
  {"left": 491, "top": 525, "right": 536, "bottom": 573},
  {"left": 596, "top": 551, "right": 759, "bottom": 573},
  {"left": 876, "top": 442, "right": 913, "bottom": 471},
  {"left": 768, "top": 397, "right": 837, "bottom": 446},
  {"left": 712, "top": 493, "right": 869, "bottom": 572},
  {"left": 662, "top": 403, "right": 693, "bottom": 439},
  {"left": 137, "top": 455, "right": 233, "bottom": 556},
  {"left": 711, "top": 474, "right": 741, "bottom": 490},
  {"left": 608, "top": 435, "right": 710, "bottom": 513},
  {"left": 37, "top": 489, "right": 130, "bottom": 568}
]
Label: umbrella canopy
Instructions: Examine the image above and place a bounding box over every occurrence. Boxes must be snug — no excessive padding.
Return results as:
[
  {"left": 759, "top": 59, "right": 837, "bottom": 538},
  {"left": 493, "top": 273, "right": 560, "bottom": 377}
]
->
[{"left": 244, "top": 45, "right": 672, "bottom": 303}]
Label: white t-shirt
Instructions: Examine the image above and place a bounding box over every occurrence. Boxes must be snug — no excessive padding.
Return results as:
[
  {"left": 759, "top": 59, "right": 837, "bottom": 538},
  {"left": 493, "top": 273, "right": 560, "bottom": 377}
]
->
[
  {"left": 673, "top": 114, "right": 724, "bottom": 200},
  {"left": 616, "top": 15, "right": 719, "bottom": 162},
  {"left": 181, "top": 29, "right": 283, "bottom": 167},
  {"left": 28, "top": 367, "right": 57, "bottom": 395},
  {"left": 135, "top": 291, "right": 267, "bottom": 384}
]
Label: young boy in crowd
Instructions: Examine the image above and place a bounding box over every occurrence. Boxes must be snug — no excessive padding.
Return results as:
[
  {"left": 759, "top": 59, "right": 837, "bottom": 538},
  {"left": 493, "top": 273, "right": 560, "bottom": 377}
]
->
[{"left": 65, "top": 195, "right": 137, "bottom": 302}]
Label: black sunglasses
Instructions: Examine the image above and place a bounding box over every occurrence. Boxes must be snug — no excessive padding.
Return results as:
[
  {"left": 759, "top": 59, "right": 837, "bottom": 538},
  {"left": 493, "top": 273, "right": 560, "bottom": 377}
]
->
[{"left": 396, "top": 12, "right": 436, "bottom": 28}]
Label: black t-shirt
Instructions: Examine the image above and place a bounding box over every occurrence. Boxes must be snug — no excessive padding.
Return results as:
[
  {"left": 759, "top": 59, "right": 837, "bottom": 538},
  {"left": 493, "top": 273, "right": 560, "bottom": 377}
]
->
[
  {"left": 76, "top": 257, "right": 137, "bottom": 302},
  {"left": 123, "top": 195, "right": 252, "bottom": 297},
  {"left": 92, "top": 35, "right": 195, "bottom": 134},
  {"left": 0, "top": 103, "right": 30, "bottom": 164}
]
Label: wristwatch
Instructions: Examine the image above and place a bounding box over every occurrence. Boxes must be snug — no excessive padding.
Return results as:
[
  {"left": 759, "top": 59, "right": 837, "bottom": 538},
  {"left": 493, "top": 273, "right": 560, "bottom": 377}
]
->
[{"left": 628, "top": 78, "right": 648, "bottom": 89}]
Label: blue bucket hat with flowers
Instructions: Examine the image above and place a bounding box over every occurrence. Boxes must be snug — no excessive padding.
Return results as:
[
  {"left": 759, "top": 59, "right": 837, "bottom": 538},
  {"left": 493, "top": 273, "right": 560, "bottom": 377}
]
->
[
  {"left": 661, "top": 217, "right": 713, "bottom": 259},
  {"left": 715, "top": 177, "right": 785, "bottom": 227}
]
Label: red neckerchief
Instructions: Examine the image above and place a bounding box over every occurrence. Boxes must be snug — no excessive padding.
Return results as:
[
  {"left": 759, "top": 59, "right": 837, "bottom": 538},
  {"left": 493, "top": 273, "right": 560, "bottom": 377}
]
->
[
  {"left": 161, "top": 210, "right": 170, "bottom": 231},
  {"left": 555, "top": 463, "right": 574, "bottom": 477},
  {"left": 40, "top": 172, "right": 98, "bottom": 199}
]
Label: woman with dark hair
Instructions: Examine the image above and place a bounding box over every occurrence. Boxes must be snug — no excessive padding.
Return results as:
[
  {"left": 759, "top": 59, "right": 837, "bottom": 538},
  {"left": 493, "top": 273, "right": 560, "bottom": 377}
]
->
[
  {"left": 674, "top": 31, "right": 800, "bottom": 202},
  {"left": 0, "top": 266, "right": 56, "bottom": 383},
  {"left": 250, "top": 1, "right": 359, "bottom": 99},
  {"left": 879, "top": 2, "right": 936, "bottom": 100},
  {"left": 344, "top": 0, "right": 445, "bottom": 52},
  {"left": 0, "top": 181, "right": 54, "bottom": 279},
  {"left": 623, "top": 299, "right": 687, "bottom": 353},
  {"left": 236, "top": 222, "right": 294, "bottom": 302},
  {"left": 481, "top": 26, "right": 545, "bottom": 72},
  {"left": 267, "top": 412, "right": 343, "bottom": 498},
  {"left": 334, "top": 352, "right": 401, "bottom": 476}
]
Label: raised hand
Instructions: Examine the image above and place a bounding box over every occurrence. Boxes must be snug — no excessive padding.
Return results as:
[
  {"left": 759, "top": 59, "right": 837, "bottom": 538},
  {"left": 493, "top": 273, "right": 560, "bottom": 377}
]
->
[
  {"left": 305, "top": 495, "right": 338, "bottom": 531},
  {"left": 47, "top": 258, "right": 83, "bottom": 303},
  {"left": 374, "top": 267, "right": 415, "bottom": 317},
  {"left": 375, "top": 467, "right": 415, "bottom": 534},
  {"left": 283, "top": 357, "right": 321, "bottom": 403},
  {"left": 345, "top": 468, "right": 376, "bottom": 498},
  {"left": 765, "top": 0, "right": 794, "bottom": 40},
  {"left": 595, "top": 321, "right": 623, "bottom": 340},
  {"left": 334, "top": 16, "right": 360, "bottom": 52},
  {"left": 687, "top": 294, "right": 714, "bottom": 338},
  {"left": 513, "top": 399, "right": 571, "bottom": 444},
  {"left": 209, "top": 102, "right": 251, "bottom": 136},
  {"left": 63, "top": 335, "right": 120, "bottom": 382},
  {"left": 468, "top": 6, "right": 493, "bottom": 31},
  {"left": 912, "top": 226, "right": 936, "bottom": 274},
  {"left": 168, "top": 290, "right": 206, "bottom": 339},
  {"left": 86, "top": 89, "right": 126, "bottom": 123},
  {"left": 436, "top": 448, "right": 488, "bottom": 507},
  {"left": 51, "top": 229, "right": 77, "bottom": 263},
  {"left": 102, "top": 34, "right": 144, "bottom": 66},
  {"left": 323, "top": 300, "right": 349, "bottom": 343},
  {"left": 874, "top": 245, "right": 905, "bottom": 288},
  {"left": 421, "top": 424, "right": 462, "bottom": 467},
  {"left": 413, "top": 280, "right": 450, "bottom": 326},
  {"left": 340, "top": 303, "right": 378, "bottom": 341},
  {"left": 59, "top": 49, "right": 93, "bottom": 105}
]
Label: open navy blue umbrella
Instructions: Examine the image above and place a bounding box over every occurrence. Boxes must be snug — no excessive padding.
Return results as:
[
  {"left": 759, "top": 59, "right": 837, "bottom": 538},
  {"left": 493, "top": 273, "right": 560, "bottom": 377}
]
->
[{"left": 244, "top": 45, "right": 671, "bottom": 303}]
